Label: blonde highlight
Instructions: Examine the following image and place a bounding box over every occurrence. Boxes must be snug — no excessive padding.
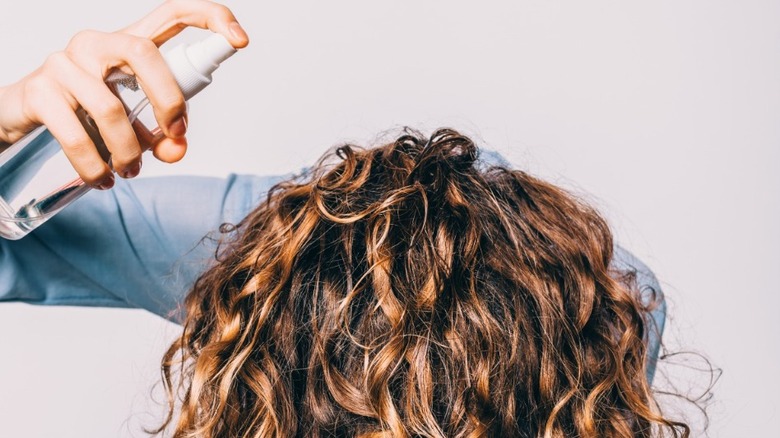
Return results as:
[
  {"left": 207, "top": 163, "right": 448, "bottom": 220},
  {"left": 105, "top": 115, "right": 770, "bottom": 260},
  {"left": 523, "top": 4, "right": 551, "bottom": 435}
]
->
[{"left": 155, "top": 128, "right": 688, "bottom": 437}]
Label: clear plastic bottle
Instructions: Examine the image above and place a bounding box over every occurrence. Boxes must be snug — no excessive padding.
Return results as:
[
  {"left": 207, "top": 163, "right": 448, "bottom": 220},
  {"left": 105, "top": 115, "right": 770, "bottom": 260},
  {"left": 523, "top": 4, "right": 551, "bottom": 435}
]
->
[{"left": 0, "top": 33, "right": 236, "bottom": 240}]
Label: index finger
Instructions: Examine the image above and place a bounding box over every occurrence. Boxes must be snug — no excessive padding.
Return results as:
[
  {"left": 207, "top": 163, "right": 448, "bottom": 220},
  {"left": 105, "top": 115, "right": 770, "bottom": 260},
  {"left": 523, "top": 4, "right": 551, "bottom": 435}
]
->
[{"left": 120, "top": 0, "right": 249, "bottom": 48}]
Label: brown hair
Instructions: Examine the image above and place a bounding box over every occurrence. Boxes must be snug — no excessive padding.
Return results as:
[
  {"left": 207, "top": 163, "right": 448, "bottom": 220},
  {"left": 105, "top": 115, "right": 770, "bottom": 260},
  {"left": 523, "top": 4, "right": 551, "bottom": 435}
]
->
[{"left": 155, "top": 129, "right": 688, "bottom": 437}]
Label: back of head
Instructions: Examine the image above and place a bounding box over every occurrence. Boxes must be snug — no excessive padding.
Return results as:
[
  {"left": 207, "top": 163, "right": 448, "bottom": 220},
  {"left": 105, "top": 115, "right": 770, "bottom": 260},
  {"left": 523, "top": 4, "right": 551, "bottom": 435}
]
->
[{"left": 158, "top": 129, "right": 686, "bottom": 437}]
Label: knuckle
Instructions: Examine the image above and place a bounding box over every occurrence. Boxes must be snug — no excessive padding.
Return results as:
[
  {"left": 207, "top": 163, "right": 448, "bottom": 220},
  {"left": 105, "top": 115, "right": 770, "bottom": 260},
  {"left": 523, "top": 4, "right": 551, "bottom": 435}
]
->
[
  {"left": 167, "top": 0, "right": 192, "bottom": 11},
  {"left": 167, "top": 0, "right": 234, "bottom": 21},
  {"left": 21, "top": 76, "right": 53, "bottom": 117},
  {"left": 79, "top": 166, "right": 109, "bottom": 185},
  {"left": 91, "top": 98, "right": 125, "bottom": 121},
  {"left": 214, "top": 4, "right": 235, "bottom": 21},
  {"left": 22, "top": 75, "right": 48, "bottom": 99},
  {"left": 128, "top": 38, "right": 157, "bottom": 59},
  {"left": 110, "top": 140, "right": 142, "bottom": 161},
  {"left": 158, "top": 94, "right": 186, "bottom": 116},
  {"left": 42, "top": 52, "right": 68, "bottom": 71},
  {"left": 66, "top": 29, "right": 98, "bottom": 54},
  {"left": 112, "top": 151, "right": 142, "bottom": 169},
  {"left": 59, "top": 132, "right": 93, "bottom": 154}
]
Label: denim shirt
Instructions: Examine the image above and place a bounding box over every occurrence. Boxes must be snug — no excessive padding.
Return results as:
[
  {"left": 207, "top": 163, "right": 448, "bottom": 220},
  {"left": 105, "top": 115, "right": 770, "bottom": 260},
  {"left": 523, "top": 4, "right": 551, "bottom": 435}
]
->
[{"left": 0, "top": 168, "right": 666, "bottom": 383}]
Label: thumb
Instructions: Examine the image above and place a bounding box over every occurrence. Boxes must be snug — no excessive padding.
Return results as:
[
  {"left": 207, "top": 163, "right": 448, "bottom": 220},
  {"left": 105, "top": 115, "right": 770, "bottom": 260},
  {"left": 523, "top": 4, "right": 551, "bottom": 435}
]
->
[{"left": 120, "top": 0, "right": 249, "bottom": 48}]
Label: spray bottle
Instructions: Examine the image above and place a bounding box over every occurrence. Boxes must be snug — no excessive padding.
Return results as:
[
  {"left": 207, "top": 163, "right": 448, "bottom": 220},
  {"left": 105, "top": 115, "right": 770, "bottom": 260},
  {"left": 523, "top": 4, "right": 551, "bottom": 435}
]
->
[{"left": 0, "top": 33, "right": 236, "bottom": 240}]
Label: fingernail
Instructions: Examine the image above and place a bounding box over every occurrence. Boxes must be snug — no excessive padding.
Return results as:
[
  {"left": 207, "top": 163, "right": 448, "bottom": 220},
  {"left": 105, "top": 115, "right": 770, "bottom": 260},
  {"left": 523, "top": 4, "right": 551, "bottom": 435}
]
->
[
  {"left": 97, "top": 173, "right": 115, "bottom": 190},
  {"left": 229, "top": 21, "right": 248, "bottom": 43},
  {"left": 168, "top": 115, "right": 187, "bottom": 138},
  {"left": 122, "top": 160, "right": 142, "bottom": 179}
]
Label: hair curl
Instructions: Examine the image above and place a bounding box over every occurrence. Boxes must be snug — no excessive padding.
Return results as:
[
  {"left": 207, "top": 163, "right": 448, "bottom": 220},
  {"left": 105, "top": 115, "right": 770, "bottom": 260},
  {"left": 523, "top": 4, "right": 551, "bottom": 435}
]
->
[{"left": 154, "top": 128, "right": 689, "bottom": 437}]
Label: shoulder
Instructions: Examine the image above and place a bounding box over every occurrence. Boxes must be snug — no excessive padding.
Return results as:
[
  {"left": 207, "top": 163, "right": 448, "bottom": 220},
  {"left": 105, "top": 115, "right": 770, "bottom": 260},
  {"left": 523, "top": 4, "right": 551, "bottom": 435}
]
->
[{"left": 611, "top": 245, "right": 666, "bottom": 383}]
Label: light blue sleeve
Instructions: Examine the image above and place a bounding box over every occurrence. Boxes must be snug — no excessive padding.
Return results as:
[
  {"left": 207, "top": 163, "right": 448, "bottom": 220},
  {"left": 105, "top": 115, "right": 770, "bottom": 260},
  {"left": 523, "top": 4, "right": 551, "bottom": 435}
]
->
[
  {"left": 0, "top": 160, "right": 666, "bottom": 383},
  {"left": 479, "top": 148, "right": 667, "bottom": 381},
  {"left": 611, "top": 245, "right": 667, "bottom": 384},
  {"left": 0, "top": 173, "right": 287, "bottom": 323}
]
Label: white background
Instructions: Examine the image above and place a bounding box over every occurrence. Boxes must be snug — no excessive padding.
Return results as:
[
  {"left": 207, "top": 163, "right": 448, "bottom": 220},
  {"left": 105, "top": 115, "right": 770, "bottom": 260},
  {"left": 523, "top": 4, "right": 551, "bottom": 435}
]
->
[{"left": 0, "top": 1, "right": 777, "bottom": 436}]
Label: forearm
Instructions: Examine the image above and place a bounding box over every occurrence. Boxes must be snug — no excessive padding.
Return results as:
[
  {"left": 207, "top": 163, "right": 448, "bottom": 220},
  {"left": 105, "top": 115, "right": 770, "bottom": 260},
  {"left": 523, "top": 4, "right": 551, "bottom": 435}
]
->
[{"left": 0, "top": 173, "right": 287, "bottom": 322}]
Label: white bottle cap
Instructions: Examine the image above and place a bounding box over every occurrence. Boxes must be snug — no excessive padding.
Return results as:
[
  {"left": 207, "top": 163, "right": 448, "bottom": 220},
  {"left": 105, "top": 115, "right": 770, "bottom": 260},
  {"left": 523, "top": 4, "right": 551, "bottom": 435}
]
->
[{"left": 163, "top": 33, "right": 237, "bottom": 100}]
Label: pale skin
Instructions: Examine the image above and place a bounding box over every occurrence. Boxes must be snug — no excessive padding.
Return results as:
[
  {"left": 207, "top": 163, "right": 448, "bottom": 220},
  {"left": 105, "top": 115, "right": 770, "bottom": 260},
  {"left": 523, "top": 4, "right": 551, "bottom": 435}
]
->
[{"left": 0, "top": 0, "right": 249, "bottom": 189}]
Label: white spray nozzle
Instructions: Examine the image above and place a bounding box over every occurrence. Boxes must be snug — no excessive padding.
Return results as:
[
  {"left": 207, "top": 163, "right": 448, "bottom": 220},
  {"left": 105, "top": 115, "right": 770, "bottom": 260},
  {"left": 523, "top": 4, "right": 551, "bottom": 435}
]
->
[{"left": 163, "top": 33, "right": 237, "bottom": 100}]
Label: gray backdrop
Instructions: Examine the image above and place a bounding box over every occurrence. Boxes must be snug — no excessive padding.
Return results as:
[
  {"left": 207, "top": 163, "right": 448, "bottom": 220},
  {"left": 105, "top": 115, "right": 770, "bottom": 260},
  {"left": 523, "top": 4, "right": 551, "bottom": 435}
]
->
[{"left": 0, "top": 1, "right": 777, "bottom": 436}]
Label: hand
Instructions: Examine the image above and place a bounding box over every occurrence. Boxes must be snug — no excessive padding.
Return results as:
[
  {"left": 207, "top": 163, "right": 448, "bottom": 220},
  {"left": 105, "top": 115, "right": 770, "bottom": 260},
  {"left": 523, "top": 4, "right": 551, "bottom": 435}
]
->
[{"left": 0, "top": 0, "right": 249, "bottom": 189}]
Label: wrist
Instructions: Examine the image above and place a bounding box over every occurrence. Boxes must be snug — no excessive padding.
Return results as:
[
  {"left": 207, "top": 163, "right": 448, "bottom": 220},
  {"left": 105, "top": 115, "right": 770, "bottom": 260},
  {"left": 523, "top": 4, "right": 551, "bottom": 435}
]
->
[{"left": 0, "top": 86, "right": 12, "bottom": 148}]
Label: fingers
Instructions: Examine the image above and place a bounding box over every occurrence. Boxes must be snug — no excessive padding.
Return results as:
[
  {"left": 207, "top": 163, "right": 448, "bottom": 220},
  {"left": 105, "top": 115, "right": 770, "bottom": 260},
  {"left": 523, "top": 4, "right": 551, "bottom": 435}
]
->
[
  {"left": 43, "top": 52, "right": 143, "bottom": 178},
  {"left": 152, "top": 134, "right": 188, "bottom": 163},
  {"left": 7, "top": 1, "right": 249, "bottom": 189},
  {"left": 25, "top": 75, "right": 114, "bottom": 189},
  {"left": 66, "top": 31, "right": 187, "bottom": 141},
  {"left": 121, "top": 0, "right": 249, "bottom": 48}
]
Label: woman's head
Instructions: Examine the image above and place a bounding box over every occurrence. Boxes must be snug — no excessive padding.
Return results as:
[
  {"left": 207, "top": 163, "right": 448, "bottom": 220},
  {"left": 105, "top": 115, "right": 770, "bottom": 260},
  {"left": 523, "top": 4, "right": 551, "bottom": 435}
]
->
[{"left": 157, "top": 129, "right": 687, "bottom": 437}]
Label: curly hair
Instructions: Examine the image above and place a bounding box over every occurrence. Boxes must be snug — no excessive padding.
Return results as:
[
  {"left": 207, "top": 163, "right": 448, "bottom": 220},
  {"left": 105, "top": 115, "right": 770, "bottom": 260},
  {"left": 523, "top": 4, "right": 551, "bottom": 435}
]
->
[{"left": 154, "top": 128, "right": 689, "bottom": 437}]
